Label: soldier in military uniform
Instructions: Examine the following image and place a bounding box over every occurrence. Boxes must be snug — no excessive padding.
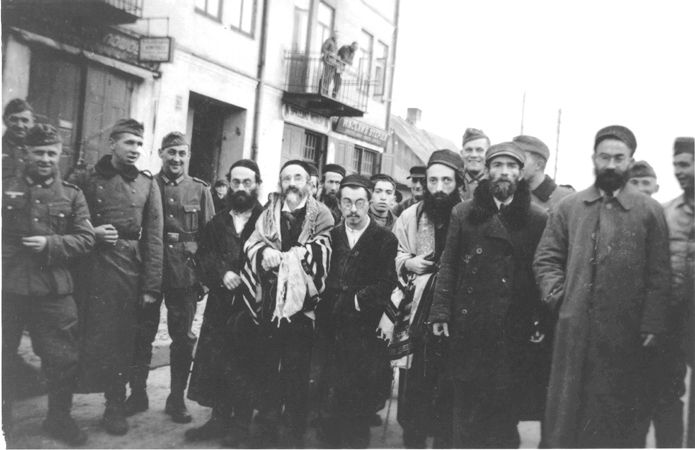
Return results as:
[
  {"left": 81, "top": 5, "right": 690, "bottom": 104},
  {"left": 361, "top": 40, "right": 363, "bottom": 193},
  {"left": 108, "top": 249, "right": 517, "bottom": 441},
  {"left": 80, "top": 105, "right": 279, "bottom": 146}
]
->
[
  {"left": 69, "top": 119, "right": 164, "bottom": 436},
  {"left": 2, "top": 98, "right": 35, "bottom": 180},
  {"left": 125, "top": 132, "right": 214, "bottom": 423},
  {"left": 2, "top": 124, "right": 95, "bottom": 445},
  {"left": 460, "top": 127, "right": 490, "bottom": 200}
]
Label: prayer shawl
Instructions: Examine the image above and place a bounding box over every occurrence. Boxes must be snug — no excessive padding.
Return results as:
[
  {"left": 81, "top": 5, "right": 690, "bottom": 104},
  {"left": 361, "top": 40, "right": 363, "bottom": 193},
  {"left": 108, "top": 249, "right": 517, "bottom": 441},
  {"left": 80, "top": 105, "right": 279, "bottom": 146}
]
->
[
  {"left": 240, "top": 192, "right": 333, "bottom": 324},
  {"left": 377, "top": 201, "right": 436, "bottom": 369}
]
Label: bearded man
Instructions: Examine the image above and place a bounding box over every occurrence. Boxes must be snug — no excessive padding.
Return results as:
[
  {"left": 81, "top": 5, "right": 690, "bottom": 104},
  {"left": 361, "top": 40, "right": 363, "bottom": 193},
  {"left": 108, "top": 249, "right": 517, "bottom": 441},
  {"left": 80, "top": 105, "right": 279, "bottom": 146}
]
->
[
  {"left": 378, "top": 149, "right": 464, "bottom": 448},
  {"left": 318, "top": 163, "right": 345, "bottom": 224},
  {"left": 429, "top": 142, "right": 548, "bottom": 447},
  {"left": 185, "top": 159, "right": 264, "bottom": 446},
  {"left": 534, "top": 125, "right": 671, "bottom": 447},
  {"left": 240, "top": 160, "right": 333, "bottom": 447}
]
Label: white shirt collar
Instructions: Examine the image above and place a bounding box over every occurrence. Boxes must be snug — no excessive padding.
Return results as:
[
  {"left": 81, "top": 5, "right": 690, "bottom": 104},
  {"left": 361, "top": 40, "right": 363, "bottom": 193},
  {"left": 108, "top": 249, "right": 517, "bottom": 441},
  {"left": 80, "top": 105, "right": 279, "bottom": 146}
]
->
[
  {"left": 345, "top": 217, "right": 370, "bottom": 248},
  {"left": 493, "top": 195, "right": 514, "bottom": 211},
  {"left": 599, "top": 188, "right": 621, "bottom": 198}
]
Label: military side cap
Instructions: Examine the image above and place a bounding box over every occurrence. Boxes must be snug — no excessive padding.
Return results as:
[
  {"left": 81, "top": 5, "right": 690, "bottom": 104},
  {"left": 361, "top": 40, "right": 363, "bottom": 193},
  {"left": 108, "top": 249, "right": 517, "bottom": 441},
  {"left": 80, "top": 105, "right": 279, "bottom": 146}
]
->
[
  {"left": 25, "top": 123, "right": 62, "bottom": 147},
  {"left": 674, "top": 137, "right": 694, "bottom": 156},
  {"left": 485, "top": 142, "right": 526, "bottom": 166},
  {"left": 428, "top": 149, "right": 464, "bottom": 172},
  {"left": 340, "top": 173, "right": 372, "bottom": 191},
  {"left": 161, "top": 131, "right": 188, "bottom": 149},
  {"left": 407, "top": 165, "right": 426, "bottom": 179},
  {"left": 628, "top": 160, "right": 657, "bottom": 179},
  {"left": 462, "top": 127, "right": 488, "bottom": 146},
  {"left": 513, "top": 135, "right": 550, "bottom": 160},
  {"left": 3, "top": 98, "right": 33, "bottom": 117},
  {"left": 594, "top": 125, "right": 637, "bottom": 154},
  {"left": 323, "top": 163, "right": 346, "bottom": 177},
  {"left": 281, "top": 159, "right": 312, "bottom": 175},
  {"left": 110, "top": 118, "right": 144, "bottom": 138}
]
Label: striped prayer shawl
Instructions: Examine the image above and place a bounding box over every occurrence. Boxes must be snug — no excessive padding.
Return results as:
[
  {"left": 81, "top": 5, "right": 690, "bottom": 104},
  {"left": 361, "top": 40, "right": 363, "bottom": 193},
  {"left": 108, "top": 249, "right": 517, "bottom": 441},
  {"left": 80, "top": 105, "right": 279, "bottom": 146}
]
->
[{"left": 239, "top": 193, "right": 334, "bottom": 323}]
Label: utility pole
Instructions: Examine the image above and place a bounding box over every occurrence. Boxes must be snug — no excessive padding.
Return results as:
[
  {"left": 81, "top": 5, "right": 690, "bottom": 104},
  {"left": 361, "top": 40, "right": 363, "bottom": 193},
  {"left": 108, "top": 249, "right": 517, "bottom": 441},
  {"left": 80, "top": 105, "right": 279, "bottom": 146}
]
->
[
  {"left": 553, "top": 108, "right": 562, "bottom": 180},
  {"left": 520, "top": 91, "right": 526, "bottom": 134}
]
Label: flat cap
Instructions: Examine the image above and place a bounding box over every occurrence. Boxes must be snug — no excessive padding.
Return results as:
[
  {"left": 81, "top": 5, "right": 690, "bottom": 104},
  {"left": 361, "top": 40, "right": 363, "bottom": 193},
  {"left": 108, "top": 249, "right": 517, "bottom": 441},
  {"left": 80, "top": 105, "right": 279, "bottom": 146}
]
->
[
  {"left": 428, "top": 149, "right": 464, "bottom": 173},
  {"left": 25, "top": 123, "right": 62, "bottom": 147},
  {"left": 281, "top": 159, "right": 312, "bottom": 175},
  {"left": 628, "top": 160, "right": 657, "bottom": 179},
  {"left": 594, "top": 125, "right": 637, "bottom": 154},
  {"left": 230, "top": 158, "right": 261, "bottom": 179},
  {"left": 110, "top": 118, "right": 144, "bottom": 138},
  {"left": 407, "top": 165, "right": 426, "bottom": 178},
  {"left": 674, "top": 137, "right": 694, "bottom": 156},
  {"left": 462, "top": 127, "right": 489, "bottom": 146},
  {"left": 161, "top": 131, "right": 188, "bottom": 149},
  {"left": 485, "top": 142, "right": 526, "bottom": 166},
  {"left": 323, "top": 163, "right": 346, "bottom": 177},
  {"left": 513, "top": 135, "right": 550, "bottom": 161},
  {"left": 340, "top": 173, "right": 372, "bottom": 191},
  {"left": 3, "top": 98, "right": 33, "bottom": 117}
]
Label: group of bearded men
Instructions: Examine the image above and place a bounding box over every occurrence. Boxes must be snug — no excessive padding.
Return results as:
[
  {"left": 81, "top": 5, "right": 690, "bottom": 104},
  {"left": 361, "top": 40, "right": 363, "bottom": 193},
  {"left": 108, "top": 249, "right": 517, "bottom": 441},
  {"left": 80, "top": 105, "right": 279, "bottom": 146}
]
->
[{"left": 2, "top": 96, "right": 694, "bottom": 449}]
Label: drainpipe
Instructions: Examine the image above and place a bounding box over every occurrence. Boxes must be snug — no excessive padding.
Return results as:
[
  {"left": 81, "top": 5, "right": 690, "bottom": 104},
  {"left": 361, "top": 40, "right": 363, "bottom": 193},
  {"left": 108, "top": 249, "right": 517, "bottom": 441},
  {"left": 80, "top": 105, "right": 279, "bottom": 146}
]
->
[
  {"left": 382, "top": 0, "right": 400, "bottom": 173},
  {"left": 251, "top": 0, "right": 270, "bottom": 161}
]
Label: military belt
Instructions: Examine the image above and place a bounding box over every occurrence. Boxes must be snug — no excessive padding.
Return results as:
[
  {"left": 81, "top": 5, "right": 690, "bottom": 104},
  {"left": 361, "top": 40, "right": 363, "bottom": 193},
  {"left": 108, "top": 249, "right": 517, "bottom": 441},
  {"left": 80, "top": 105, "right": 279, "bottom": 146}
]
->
[
  {"left": 117, "top": 228, "right": 142, "bottom": 241},
  {"left": 165, "top": 231, "right": 196, "bottom": 243}
]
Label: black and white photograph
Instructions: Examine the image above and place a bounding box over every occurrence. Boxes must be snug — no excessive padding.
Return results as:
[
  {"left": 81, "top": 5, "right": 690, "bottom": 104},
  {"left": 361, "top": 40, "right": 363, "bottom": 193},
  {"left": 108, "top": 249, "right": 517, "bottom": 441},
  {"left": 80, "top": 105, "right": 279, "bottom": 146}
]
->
[{"left": 1, "top": 0, "right": 694, "bottom": 448}]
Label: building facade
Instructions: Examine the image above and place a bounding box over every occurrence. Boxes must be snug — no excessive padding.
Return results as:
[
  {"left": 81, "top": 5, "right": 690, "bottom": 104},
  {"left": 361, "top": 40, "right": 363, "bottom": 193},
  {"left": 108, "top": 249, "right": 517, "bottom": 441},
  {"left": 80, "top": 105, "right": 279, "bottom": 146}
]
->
[{"left": 2, "top": 0, "right": 399, "bottom": 196}]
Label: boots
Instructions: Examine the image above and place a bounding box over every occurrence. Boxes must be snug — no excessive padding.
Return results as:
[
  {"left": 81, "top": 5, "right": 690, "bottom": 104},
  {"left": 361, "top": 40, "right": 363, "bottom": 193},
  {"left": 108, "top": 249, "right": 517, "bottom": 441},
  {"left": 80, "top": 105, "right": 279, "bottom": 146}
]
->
[
  {"left": 124, "top": 388, "right": 149, "bottom": 416},
  {"left": 43, "top": 391, "right": 87, "bottom": 446},
  {"left": 184, "top": 409, "right": 228, "bottom": 441},
  {"left": 102, "top": 387, "right": 129, "bottom": 436},
  {"left": 166, "top": 349, "right": 193, "bottom": 423},
  {"left": 165, "top": 392, "right": 192, "bottom": 423}
]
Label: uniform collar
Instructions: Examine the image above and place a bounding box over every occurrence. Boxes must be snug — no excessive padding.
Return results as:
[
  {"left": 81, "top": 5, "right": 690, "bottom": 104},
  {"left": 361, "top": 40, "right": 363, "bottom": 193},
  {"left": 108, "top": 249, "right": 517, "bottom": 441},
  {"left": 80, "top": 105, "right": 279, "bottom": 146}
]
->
[
  {"left": 95, "top": 154, "right": 140, "bottom": 181},
  {"left": 465, "top": 170, "right": 486, "bottom": 183},
  {"left": 24, "top": 174, "right": 55, "bottom": 188},
  {"left": 532, "top": 175, "right": 557, "bottom": 202},
  {"left": 160, "top": 172, "right": 185, "bottom": 185}
]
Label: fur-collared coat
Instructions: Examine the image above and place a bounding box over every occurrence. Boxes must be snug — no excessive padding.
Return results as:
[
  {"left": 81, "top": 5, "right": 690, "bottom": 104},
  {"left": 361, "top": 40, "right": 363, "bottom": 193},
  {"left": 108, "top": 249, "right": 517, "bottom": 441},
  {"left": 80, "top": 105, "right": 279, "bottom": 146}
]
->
[{"left": 429, "top": 179, "right": 548, "bottom": 388}]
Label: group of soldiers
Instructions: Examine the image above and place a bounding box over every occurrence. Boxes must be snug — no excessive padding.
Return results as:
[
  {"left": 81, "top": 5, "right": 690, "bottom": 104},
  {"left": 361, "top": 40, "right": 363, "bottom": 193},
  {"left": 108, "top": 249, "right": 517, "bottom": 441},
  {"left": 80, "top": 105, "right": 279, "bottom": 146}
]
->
[{"left": 2, "top": 96, "right": 694, "bottom": 449}]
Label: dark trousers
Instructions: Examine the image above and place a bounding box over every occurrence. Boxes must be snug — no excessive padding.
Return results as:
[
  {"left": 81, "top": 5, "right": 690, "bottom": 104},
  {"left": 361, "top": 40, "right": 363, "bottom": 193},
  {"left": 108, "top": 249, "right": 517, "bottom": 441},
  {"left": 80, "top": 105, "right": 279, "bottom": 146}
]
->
[
  {"left": 256, "top": 314, "right": 314, "bottom": 441},
  {"left": 452, "top": 381, "right": 520, "bottom": 449},
  {"left": 644, "top": 336, "right": 686, "bottom": 447},
  {"left": 2, "top": 293, "right": 79, "bottom": 421},
  {"left": 130, "top": 287, "right": 198, "bottom": 394},
  {"left": 688, "top": 364, "right": 695, "bottom": 447}
]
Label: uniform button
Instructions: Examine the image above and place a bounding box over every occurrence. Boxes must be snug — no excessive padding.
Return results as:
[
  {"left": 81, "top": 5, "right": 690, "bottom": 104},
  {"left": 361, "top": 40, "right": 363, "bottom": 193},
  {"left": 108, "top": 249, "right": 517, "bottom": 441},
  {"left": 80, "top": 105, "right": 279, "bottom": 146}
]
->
[
  {"left": 7, "top": 206, "right": 13, "bottom": 210},
  {"left": 97, "top": 198, "right": 103, "bottom": 203},
  {"left": 466, "top": 287, "right": 474, "bottom": 294},
  {"left": 131, "top": 203, "right": 136, "bottom": 207},
  {"left": 35, "top": 199, "right": 40, "bottom": 204},
  {"left": 461, "top": 308, "right": 469, "bottom": 315},
  {"left": 501, "top": 277, "right": 507, "bottom": 284},
  {"left": 131, "top": 189, "right": 136, "bottom": 193},
  {"left": 169, "top": 214, "right": 174, "bottom": 218},
  {"left": 169, "top": 198, "right": 174, "bottom": 202},
  {"left": 475, "top": 247, "right": 483, "bottom": 255},
  {"left": 33, "top": 217, "right": 39, "bottom": 222},
  {"left": 168, "top": 244, "right": 173, "bottom": 248},
  {"left": 471, "top": 267, "right": 478, "bottom": 274},
  {"left": 606, "top": 204, "right": 613, "bottom": 210},
  {"left": 98, "top": 185, "right": 104, "bottom": 190}
]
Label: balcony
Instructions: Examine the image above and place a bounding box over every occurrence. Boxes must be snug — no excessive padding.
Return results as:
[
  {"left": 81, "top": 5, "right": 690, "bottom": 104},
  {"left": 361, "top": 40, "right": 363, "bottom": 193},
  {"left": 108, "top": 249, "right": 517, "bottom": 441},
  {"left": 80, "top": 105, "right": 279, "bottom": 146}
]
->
[
  {"left": 283, "top": 52, "right": 369, "bottom": 118},
  {"left": 3, "top": 0, "right": 143, "bottom": 25}
]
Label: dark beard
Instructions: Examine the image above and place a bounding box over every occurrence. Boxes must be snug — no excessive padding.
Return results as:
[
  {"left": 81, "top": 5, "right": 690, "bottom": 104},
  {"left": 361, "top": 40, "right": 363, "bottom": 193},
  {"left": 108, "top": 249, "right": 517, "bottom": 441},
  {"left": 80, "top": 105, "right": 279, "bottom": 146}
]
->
[
  {"left": 227, "top": 189, "right": 257, "bottom": 211},
  {"left": 422, "top": 189, "right": 460, "bottom": 224},
  {"left": 594, "top": 167, "right": 628, "bottom": 193},
  {"left": 491, "top": 178, "right": 518, "bottom": 201},
  {"left": 322, "top": 191, "right": 338, "bottom": 209}
]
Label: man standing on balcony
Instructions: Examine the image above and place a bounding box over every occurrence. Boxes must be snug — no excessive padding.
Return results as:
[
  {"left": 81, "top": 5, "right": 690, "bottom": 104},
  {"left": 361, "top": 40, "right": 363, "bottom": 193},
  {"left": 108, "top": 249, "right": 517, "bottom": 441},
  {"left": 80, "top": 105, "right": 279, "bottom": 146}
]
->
[
  {"left": 334, "top": 41, "right": 359, "bottom": 97},
  {"left": 320, "top": 34, "right": 338, "bottom": 97}
]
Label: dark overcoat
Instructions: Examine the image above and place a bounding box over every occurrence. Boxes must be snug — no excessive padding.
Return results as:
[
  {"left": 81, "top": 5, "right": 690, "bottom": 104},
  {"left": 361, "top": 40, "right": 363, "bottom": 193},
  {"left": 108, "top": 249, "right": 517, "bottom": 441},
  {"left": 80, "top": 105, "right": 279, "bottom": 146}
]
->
[
  {"left": 533, "top": 185, "right": 671, "bottom": 447},
  {"left": 322, "top": 220, "right": 398, "bottom": 417},
  {"left": 187, "top": 201, "right": 263, "bottom": 407},
  {"left": 429, "top": 180, "right": 548, "bottom": 389},
  {"left": 70, "top": 155, "right": 164, "bottom": 392}
]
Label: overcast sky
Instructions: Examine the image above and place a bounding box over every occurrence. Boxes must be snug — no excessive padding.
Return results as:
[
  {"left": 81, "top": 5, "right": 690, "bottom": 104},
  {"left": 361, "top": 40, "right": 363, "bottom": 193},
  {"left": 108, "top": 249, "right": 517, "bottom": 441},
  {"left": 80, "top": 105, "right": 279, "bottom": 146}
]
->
[{"left": 391, "top": 0, "right": 695, "bottom": 202}]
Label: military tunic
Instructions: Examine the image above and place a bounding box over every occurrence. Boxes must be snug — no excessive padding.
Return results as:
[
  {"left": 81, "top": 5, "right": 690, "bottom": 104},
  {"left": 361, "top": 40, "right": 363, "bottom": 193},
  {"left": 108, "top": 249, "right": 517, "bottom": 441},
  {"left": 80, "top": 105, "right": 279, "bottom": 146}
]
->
[
  {"left": 69, "top": 155, "right": 163, "bottom": 394},
  {"left": 461, "top": 170, "right": 486, "bottom": 201},
  {"left": 2, "top": 133, "right": 26, "bottom": 180},
  {"left": 129, "top": 173, "right": 214, "bottom": 392},
  {"left": 2, "top": 174, "right": 95, "bottom": 403}
]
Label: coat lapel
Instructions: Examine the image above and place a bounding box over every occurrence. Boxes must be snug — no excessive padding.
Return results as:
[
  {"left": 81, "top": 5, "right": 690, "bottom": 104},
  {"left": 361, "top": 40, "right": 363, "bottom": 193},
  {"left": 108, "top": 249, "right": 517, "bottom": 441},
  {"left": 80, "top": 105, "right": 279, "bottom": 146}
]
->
[
  {"left": 483, "top": 214, "right": 512, "bottom": 244},
  {"left": 350, "top": 220, "right": 378, "bottom": 256}
]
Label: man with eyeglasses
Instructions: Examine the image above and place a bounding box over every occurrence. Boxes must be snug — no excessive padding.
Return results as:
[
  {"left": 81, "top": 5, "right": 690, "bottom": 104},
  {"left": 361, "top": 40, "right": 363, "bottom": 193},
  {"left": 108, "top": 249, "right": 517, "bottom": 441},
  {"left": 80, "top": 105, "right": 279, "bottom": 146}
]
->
[
  {"left": 460, "top": 128, "right": 491, "bottom": 200},
  {"left": 534, "top": 125, "right": 671, "bottom": 447},
  {"left": 378, "top": 149, "right": 464, "bottom": 448},
  {"left": 124, "top": 132, "right": 214, "bottom": 423},
  {"left": 393, "top": 165, "right": 426, "bottom": 217},
  {"left": 318, "top": 174, "right": 397, "bottom": 447},
  {"left": 186, "top": 159, "right": 265, "bottom": 446},
  {"left": 239, "top": 159, "right": 334, "bottom": 447}
]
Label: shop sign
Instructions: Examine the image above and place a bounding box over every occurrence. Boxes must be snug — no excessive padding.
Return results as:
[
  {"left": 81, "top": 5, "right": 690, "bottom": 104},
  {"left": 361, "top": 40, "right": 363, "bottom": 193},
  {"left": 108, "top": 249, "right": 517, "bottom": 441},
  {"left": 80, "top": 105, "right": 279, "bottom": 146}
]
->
[
  {"left": 282, "top": 104, "right": 330, "bottom": 134},
  {"left": 139, "top": 37, "right": 173, "bottom": 63},
  {"left": 334, "top": 118, "right": 388, "bottom": 147}
]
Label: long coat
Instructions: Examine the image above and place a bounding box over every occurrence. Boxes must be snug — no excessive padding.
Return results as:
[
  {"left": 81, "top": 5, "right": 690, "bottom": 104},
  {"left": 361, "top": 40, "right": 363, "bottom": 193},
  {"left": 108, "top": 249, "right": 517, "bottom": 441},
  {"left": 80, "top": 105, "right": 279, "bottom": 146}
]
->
[
  {"left": 534, "top": 185, "right": 671, "bottom": 447},
  {"left": 429, "top": 180, "right": 548, "bottom": 389},
  {"left": 187, "top": 202, "right": 263, "bottom": 407},
  {"left": 322, "top": 220, "right": 398, "bottom": 417},
  {"left": 70, "top": 155, "right": 164, "bottom": 392}
]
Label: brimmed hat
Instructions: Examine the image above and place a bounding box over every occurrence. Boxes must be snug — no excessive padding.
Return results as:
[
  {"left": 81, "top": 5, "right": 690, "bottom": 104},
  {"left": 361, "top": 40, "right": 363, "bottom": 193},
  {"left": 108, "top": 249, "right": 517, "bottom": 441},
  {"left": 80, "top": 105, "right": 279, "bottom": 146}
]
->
[
  {"left": 513, "top": 135, "right": 550, "bottom": 161},
  {"left": 485, "top": 142, "right": 526, "bottom": 166},
  {"left": 340, "top": 174, "right": 372, "bottom": 191},
  {"left": 407, "top": 165, "right": 426, "bottom": 179},
  {"left": 594, "top": 125, "right": 637, "bottom": 154}
]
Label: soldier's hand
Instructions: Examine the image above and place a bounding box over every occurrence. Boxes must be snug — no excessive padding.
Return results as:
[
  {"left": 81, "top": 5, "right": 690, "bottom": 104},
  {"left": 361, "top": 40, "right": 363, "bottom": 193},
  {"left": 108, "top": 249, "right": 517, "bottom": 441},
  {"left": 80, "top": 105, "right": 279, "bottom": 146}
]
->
[
  {"left": 223, "top": 271, "right": 242, "bottom": 290},
  {"left": 405, "top": 255, "right": 434, "bottom": 275},
  {"left": 432, "top": 322, "right": 449, "bottom": 337},
  {"left": 141, "top": 293, "right": 158, "bottom": 307},
  {"left": 262, "top": 248, "right": 282, "bottom": 271},
  {"left": 21, "top": 236, "right": 48, "bottom": 253},
  {"left": 95, "top": 224, "right": 119, "bottom": 245}
]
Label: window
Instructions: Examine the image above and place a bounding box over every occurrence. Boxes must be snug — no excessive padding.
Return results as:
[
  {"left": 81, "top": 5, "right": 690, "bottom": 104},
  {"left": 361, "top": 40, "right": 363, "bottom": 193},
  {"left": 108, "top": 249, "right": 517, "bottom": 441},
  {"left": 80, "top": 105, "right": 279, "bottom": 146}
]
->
[
  {"left": 353, "top": 146, "right": 379, "bottom": 176},
  {"left": 195, "top": 0, "right": 222, "bottom": 20},
  {"left": 225, "top": 0, "right": 256, "bottom": 36},
  {"left": 292, "top": 0, "right": 309, "bottom": 52},
  {"left": 358, "top": 30, "right": 374, "bottom": 94},
  {"left": 374, "top": 41, "right": 388, "bottom": 98},
  {"left": 304, "top": 131, "right": 321, "bottom": 162},
  {"left": 312, "top": 2, "right": 334, "bottom": 53}
]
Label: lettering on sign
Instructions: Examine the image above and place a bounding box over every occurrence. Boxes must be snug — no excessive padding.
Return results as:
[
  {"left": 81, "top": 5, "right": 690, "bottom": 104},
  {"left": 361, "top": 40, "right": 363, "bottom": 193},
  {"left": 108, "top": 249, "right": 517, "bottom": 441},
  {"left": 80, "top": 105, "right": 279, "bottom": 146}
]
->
[
  {"left": 282, "top": 104, "right": 331, "bottom": 134},
  {"left": 334, "top": 118, "right": 388, "bottom": 147},
  {"left": 139, "top": 37, "right": 173, "bottom": 63}
]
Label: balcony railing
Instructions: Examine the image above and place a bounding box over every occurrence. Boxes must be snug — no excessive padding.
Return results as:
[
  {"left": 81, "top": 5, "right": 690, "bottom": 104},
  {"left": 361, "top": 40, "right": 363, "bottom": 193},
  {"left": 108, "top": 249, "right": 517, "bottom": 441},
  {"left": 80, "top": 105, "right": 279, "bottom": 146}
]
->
[
  {"left": 4, "top": 0, "right": 143, "bottom": 24},
  {"left": 283, "top": 52, "right": 369, "bottom": 117}
]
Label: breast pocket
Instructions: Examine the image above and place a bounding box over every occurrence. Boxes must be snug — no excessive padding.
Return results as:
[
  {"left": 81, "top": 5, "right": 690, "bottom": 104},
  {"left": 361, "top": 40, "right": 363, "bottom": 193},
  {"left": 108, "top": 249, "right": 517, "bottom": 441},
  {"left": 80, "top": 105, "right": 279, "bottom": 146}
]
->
[
  {"left": 183, "top": 204, "right": 199, "bottom": 232},
  {"left": 48, "top": 202, "right": 72, "bottom": 234},
  {"left": 3, "top": 195, "right": 28, "bottom": 232}
]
